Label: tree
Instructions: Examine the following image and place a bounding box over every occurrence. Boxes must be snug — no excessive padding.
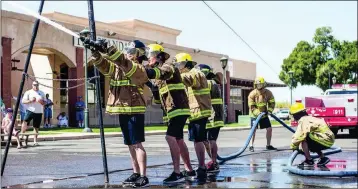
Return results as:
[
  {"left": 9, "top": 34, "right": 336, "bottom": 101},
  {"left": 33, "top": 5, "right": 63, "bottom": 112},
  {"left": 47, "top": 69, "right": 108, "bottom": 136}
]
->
[{"left": 280, "top": 27, "right": 357, "bottom": 91}]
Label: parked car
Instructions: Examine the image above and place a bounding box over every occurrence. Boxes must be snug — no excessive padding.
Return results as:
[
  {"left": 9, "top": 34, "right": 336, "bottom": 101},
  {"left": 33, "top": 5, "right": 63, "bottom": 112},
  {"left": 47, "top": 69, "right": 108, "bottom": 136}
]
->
[{"left": 276, "top": 109, "right": 290, "bottom": 120}]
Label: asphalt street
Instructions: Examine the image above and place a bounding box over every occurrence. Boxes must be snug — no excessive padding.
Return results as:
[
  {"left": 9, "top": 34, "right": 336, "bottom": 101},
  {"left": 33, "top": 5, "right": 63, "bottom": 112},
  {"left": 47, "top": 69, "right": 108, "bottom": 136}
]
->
[{"left": 1, "top": 127, "right": 357, "bottom": 188}]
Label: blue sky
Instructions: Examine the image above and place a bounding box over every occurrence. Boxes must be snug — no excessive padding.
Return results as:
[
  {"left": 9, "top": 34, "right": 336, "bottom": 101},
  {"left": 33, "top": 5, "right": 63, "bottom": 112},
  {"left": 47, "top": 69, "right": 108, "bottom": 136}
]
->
[{"left": 2, "top": 1, "right": 357, "bottom": 102}]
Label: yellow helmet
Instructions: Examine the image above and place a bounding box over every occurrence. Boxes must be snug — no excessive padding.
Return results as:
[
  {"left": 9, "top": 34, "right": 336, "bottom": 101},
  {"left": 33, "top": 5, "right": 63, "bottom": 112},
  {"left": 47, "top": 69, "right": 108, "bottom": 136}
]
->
[
  {"left": 145, "top": 44, "right": 170, "bottom": 61},
  {"left": 290, "top": 102, "right": 305, "bottom": 115},
  {"left": 254, "top": 76, "right": 266, "bottom": 89},
  {"left": 173, "top": 53, "right": 197, "bottom": 70},
  {"left": 174, "top": 53, "right": 193, "bottom": 62}
]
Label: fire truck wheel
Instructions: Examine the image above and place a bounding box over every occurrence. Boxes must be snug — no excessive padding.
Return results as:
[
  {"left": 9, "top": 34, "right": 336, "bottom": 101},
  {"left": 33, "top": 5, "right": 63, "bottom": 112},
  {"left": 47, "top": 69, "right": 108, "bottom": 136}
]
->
[{"left": 349, "top": 128, "right": 357, "bottom": 138}]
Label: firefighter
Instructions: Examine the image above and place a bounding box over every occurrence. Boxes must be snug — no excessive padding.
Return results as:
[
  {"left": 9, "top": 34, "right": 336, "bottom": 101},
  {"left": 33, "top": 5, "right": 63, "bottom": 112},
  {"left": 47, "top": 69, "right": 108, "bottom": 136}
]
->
[
  {"left": 173, "top": 53, "right": 212, "bottom": 180},
  {"left": 290, "top": 102, "right": 334, "bottom": 167},
  {"left": 197, "top": 64, "right": 224, "bottom": 173},
  {"left": 248, "top": 76, "right": 277, "bottom": 152},
  {"left": 84, "top": 39, "right": 149, "bottom": 187},
  {"left": 144, "top": 44, "right": 195, "bottom": 183}
]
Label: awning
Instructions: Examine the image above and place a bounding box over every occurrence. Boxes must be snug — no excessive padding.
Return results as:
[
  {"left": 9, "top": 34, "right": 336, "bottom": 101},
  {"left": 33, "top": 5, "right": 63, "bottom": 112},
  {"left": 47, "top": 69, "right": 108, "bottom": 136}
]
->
[{"left": 230, "top": 77, "right": 287, "bottom": 88}]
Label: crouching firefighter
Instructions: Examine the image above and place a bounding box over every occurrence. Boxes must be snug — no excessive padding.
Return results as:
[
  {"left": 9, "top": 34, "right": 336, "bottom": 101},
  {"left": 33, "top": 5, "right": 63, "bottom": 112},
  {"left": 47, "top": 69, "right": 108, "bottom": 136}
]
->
[
  {"left": 83, "top": 38, "right": 150, "bottom": 187},
  {"left": 144, "top": 44, "right": 195, "bottom": 183},
  {"left": 248, "top": 76, "right": 277, "bottom": 152},
  {"left": 290, "top": 102, "right": 335, "bottom": 167},
  {"left": 173, "top": 53, "right": 212, "bottom": 180},
  {"left": 198, "top": 64, "right": 224, "bottom": 173}
]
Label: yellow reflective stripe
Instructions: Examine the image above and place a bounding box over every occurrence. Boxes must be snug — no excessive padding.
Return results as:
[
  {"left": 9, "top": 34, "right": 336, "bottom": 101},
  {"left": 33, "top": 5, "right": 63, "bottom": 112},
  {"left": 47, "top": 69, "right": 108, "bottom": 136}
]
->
[
  {"left": 309, "top": 133, "right": 333, "bottom": 147},
  {"left": 256, "top": 102, "right": 266, "bottom": 107},
  {"left": 103, "top": 63, "right": 114, "bottom": 77},
  {"left": 189, "top": 109, "right": 212, "bottom": 121},
  {"left": 214, "top": 121, "right": 224, "bottom": 127},
  {"left": 208, "top": 81, "right": 212, "bottom": 90},
  {"left": 269, "top": 98, "right": 275, "bottom": 103},
  {"left": 163, "top": 116, "right": 169, "bottom": 123},
  {"left": 138, "top": 88, "right": 144, "bottom": 94},
  {"left": 188, "top": 88, "right": 210, "bottom": 96},
  {"left": 106, "top": 106, "right": 146, "bottom": 113},
  {"left": 253, "top": 109, "right": 261, "bottom": 116},
  {"left": 110, "top": 79, "right": 135, "bottom": 86},
  {"left": 211, "top": 98, "right": 223, "bottom": 105},
  {"left": 125, "top": 63, "right": 137, "bottom": 78},
  {"left": 206, "top": 122, "right": 214, "bottom": 128},
  {"left": 248, "top": 102, "right": 256, "bottom": 106},
  {"left": 159, "top": 83, "right": 186, "bottom": 95},
  {"left": 167, "top": 109, "right": 191, "bottom": 119},
  {"left": 267, "top": 108, "right": 274, "bottom": 112},
  {"left": 153, "top": 67, "right": 161, "bottom": 79},
  {"left": 154, "top": 99, "right": 161, "bottom": 104},
  {"left": 93, "top": 56, "right": 104, "bottom": 66},
  {"left": 108, "top": 50, "right": 122, "bottom": 61}
]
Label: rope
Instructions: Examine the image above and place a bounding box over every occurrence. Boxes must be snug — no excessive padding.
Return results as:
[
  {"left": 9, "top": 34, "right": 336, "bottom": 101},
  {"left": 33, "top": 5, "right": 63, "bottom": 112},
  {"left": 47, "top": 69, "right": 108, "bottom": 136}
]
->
[
  {"left": 25, "top": 73, "right": 99, "bottom": 90},
  {"left": 24, "top": 73, "right": 98, "bottom": 81}
]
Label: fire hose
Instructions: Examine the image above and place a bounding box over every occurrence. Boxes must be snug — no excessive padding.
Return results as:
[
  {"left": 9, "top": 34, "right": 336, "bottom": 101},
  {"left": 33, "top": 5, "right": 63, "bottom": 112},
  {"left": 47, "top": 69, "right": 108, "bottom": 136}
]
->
[{"left": 217, "top": 112, "right": 358, "bottom": 177}]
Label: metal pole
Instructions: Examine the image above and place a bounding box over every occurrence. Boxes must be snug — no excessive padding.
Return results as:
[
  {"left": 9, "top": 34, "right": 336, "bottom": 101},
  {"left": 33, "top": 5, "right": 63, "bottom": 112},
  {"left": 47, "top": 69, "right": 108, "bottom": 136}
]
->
[
  {"left": 83, "top": 48, "right": 92, "bottom": 132},
  {"left": 290, "top": 79, "right": 293, "bottom": 105},
  {"left": 328, "top": 72, "right": 331, "bottom": 89},
  {"left": 222, "top": 69, "right": 226, "bottom": 124},
  {"left": 1, "top": 0, "right": 45, "bottom": 176},
  {"left": 87, "top": 0, "right": 109, "bottom": 183}
]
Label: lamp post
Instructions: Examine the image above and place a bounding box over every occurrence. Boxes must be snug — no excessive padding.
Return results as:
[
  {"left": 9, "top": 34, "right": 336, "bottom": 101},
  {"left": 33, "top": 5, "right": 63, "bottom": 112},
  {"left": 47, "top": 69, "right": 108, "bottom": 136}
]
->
[
  {"left": 79, "top": 28, "right": 92, "bottom": 132},
  {"left": 332, "top": 76, "right": 337, "bottom": 85},
  {"left": 220, "top": 56, "right": 228, "bottom": 124},
  {"left": 288, "top": 71, "right": 294, "bottom": 105}
]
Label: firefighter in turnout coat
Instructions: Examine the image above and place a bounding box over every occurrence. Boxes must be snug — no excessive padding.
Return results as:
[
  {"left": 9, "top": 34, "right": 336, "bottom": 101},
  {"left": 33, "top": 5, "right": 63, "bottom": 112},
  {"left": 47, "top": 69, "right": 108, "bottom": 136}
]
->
[
  {"left": 198, "top": 64, "right": 224, "bottom": 173},
  {"left": 173, "top": 53, "right": 212, "bottom": 180},
  {"left": 84, "top": 39, "right": 149, "bottom": 187},
  {"left": 290, "top": 102, "right": 335, "bottom": 167},
  {"left": 144, "top": 44, "right": 195, "bottom": 183},
  {"left": 248, "top": 76, "right": 277, "bottom": 152}
]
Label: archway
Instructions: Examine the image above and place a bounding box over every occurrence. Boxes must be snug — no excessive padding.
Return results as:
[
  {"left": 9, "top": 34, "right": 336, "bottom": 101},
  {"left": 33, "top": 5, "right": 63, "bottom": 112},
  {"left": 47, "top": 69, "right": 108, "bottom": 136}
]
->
[{"left": 10, "top": 46, "right": 76, "bottom": 127}]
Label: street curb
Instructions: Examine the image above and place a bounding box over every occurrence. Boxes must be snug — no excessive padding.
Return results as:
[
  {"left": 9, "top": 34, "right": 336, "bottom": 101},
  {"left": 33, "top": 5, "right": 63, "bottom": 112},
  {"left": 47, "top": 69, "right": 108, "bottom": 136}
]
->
[{"left": 29, "top": 125, "right": 286, "bottom": 142}]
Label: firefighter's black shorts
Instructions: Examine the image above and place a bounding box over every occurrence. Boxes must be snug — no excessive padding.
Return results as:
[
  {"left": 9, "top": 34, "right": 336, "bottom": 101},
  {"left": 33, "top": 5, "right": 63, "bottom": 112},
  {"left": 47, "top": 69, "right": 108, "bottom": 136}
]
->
[
  {"left": 206, "top": 127, "right": 221, "bottom": 141},
  {"left": 251, "top": 116, "right": 272, "bottom": 129},
  {"left": 188, "top": 118, "right": 208, "bottom": 142},
  {"left": 167, "top": 115, "right": 189, "bottom": 139},
  {"left": 118, "top": 114, "right": 145, "bottom": 145},
  {"left": 306, "top": 133, "right": 329, "bottom": 153}
]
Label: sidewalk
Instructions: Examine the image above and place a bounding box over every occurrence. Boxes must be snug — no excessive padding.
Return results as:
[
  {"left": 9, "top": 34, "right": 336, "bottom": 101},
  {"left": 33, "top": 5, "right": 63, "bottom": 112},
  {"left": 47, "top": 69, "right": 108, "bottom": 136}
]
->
[{"left": 27, "top": 125, "right": 286, "bottom": 142}]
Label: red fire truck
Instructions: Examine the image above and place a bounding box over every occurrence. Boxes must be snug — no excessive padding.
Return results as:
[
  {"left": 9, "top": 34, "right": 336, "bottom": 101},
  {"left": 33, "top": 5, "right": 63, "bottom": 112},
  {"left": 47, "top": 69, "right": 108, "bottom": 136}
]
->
[{"left": 291, "top": 84, "right": 358, "bottom": 137}]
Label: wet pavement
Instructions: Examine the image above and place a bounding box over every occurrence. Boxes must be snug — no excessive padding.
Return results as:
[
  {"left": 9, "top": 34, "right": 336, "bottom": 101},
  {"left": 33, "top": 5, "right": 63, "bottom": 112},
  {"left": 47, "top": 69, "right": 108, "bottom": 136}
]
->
[{"left": 1, "top": 128, "right": 357, "bottom": 188}]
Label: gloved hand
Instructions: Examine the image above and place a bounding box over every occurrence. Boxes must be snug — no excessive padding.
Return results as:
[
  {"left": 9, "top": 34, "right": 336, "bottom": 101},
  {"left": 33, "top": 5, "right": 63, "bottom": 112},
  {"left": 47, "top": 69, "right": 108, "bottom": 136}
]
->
[{"left": 80, "top": 37, "right": 108, "bottom": 53}]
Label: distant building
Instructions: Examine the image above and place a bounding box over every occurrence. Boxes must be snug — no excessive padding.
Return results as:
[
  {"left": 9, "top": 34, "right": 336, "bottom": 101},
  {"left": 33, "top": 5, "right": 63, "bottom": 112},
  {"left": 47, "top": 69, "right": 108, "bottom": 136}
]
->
[{"left": 1, "top": 10, "right": 285, "bottom": 126}]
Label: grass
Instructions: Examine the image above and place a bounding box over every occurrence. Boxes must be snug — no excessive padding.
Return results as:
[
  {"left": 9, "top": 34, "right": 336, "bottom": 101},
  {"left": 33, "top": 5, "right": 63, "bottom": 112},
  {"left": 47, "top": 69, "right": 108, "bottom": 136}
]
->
[{"left": 37, "top": 120, "right": 290, "bottom": 135}]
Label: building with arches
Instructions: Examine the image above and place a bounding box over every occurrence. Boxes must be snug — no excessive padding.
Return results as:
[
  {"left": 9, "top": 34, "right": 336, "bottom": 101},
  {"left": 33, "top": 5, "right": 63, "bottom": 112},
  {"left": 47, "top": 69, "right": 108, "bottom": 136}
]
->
[{"left": 1, "top": 10, "right": 285, "bottom": 126}]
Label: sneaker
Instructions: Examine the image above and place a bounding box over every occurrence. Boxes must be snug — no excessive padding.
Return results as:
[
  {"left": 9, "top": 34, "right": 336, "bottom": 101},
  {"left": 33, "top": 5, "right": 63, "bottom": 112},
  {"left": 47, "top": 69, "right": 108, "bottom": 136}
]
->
[
  {"left": 133, "top": 176, "right": 149, "bottom": 188},
  {"left": 207, "top": 161, "right": 220, "bottom": 173},
  {"left": 123, "top": 173, "right": 140, "bottom": 184},
  {"left": 249, "top": 146, "right": 254, "bottom": 152},
  {"left": 317, "top": 157, "right": 330, "bottom": 167},
  {"left": 298, "top": 159, "right": 315, "bottom": 167},
  {"left": 181, "top": 170, "right": 196, "bottom": 181},
  {"left": 163, "top": 172, "right": 185, "bottom": 184},
  {"left": 196, "top": 167, "right": 207, "bottom": 180},
  {"left": 266, "top": 145, "right": 277, "bottom": 150}
]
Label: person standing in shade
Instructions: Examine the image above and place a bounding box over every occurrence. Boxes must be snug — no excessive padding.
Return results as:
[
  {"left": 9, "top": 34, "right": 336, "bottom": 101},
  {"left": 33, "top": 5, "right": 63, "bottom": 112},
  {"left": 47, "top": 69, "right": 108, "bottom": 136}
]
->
[
  {"left": 44, "top": 94, "right": 53, "bottom": 128},
  {"left": 21, "top": 81, "right": 46, "bottom": 146},
  {"left": 75, "top": 96, "right": 85, "bottom": 128}
]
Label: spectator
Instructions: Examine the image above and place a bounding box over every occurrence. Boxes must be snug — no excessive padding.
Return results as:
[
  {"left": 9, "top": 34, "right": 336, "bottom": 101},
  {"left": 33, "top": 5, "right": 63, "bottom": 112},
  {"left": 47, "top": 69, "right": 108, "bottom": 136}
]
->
[
  {"left": 21, "top": 81, "right": 46, "bottom": 146},
  {"left": 19, "top": 94, "right": 27, "bottom": 124},
  {"left": 44, "top": 94, "right": 54, "bottom": 128},
  {"left": 57, "top": 112, "right": 68, "bottom": 128},
  {"left": 75, "top": 96, "right": 85, "bottom": 128},
  {"left": 0, "top": 97, "right": 5, "bottom": 118},
  {"left": 2, "top": 108, "right": 22, "bottom": 149}
]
